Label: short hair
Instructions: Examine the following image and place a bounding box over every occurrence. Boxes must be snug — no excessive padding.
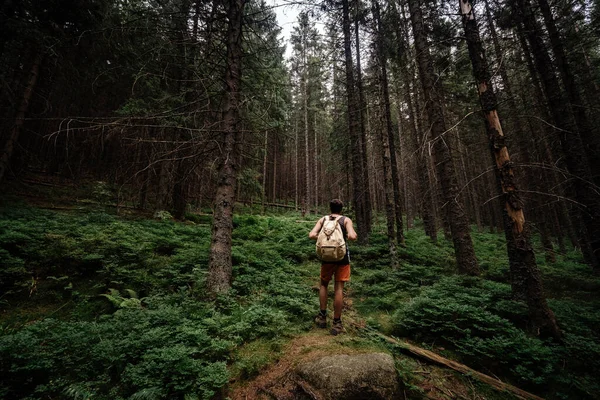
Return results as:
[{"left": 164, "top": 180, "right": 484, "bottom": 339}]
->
[{"left": 330, "top": 199, "right": 344, "bottom": 214}]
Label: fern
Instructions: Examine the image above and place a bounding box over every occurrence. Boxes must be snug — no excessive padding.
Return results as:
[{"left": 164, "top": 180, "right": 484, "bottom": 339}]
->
[
  {"left": 130, "top": 387, "right": 164, "bottom": 400},
  {"left": 100, "top": 288, "right": 142, "bottom": 309},
  {"left": 64, "top": 384, "right": 95, "bottom": 400}
]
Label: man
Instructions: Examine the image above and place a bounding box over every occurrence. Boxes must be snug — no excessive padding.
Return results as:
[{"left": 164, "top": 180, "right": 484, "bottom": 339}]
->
[{"left": 308, "top": 199, "right": 358, "bottom": 335}]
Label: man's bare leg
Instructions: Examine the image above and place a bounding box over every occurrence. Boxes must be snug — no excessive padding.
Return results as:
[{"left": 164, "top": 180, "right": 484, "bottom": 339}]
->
[
  {"left": 314, "top": 280, "right": 329, "bottom": 329},
  {"left": 319, "top": 280, "right": 329, "bottom": 311},
  {"left": 333, "top": 281, "right": 344, "bottom": 319}
]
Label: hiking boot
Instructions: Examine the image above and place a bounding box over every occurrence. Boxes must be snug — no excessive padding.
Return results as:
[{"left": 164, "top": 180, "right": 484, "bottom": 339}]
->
[
  {"left": 314, "top": 313, "right": 327, "bottom": 329},
  {"left": 330, "top": 319, "right": 344, "bottom": 336}
]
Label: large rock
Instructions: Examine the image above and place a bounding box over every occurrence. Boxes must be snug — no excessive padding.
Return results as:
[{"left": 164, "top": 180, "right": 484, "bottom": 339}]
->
[{"left": 296, "top": 353, "right": 401, "bottom": 400}]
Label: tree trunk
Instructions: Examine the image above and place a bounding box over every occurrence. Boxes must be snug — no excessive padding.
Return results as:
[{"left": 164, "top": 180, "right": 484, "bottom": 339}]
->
[
  {"left": 484, "top": 2, "right": 554, "bottom": 262},
  {"left": 516, "top": 0, "right": 600, "bottom": 270},
  {"left": 207, "top": 0, "right": 246, "bottom": 297},
  {"left": 342, "top": 0, "right": 367, "bottom": 244},
  {"left": 408, "top": 0, "right": 480, "bottom": 275},
  {"left": 272, "top": 140, "right": 277, "bottom": 205},
  {"left": 262, "top": 130, "right": 268, "bottom": 214},
  {"left": 303, "top": 43, "right": 310, "bottom": 216},
  {"left": 373, "top": 0, "right": 404, "bottom": 245},
  {"left": 0, "top": 50, "right": 43, "bottom": 183},
  {"left": 354, "top": 4, "right": 372, "bottom": 236},
  {"left": 295, "top": 113, "right": 299, "bottom": 211},
  {"left": 314, "top": 113, "right": 318, "bottom": 211},
  {"left": 172, "top": 155, "right": 189, "bottom": 220},
  {"left": 460, "top": 0, "right": 561, "bottom": 339},
  {"left": 537, "top": 0, "right": 600, "bottom": 187},
  {"left": 397, "top": 99, "right": 414, "bottom": 230},
  {"left": 398, "top": 1, "right": 437, "bottom": 240},
  {"left": 515, "top": 26, "right": 579, "bottom": 250},
  {"left": 375, "top": 113, "right": 399, "bottom": 268}
]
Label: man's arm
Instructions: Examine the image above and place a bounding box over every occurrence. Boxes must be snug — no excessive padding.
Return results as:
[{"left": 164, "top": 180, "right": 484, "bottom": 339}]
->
[
  {"left": 309, "top": 218, "right": 324, "bottom": 240},
  {"left": 345, "top": 218, "right": 358, "bottom": 241}
]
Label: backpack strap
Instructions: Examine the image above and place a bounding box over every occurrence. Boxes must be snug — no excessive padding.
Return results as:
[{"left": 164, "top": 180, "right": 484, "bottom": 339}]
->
[
  {"left": 318, "top": 216, "right": 328, "bottom": 232},
  {"left": 338, "top": 216, "right": 347, "bottom": 239}
]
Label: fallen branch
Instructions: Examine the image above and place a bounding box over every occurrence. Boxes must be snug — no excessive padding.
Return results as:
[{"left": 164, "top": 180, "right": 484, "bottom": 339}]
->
[
  {"left": 257, "top": 385, "right": 283, "bottom": 400},
  {"left": 366, "top": 330, "right": 544, "bottom": 400},
  {"left": 296, "top": 379, "right": 321, "bottom": 400}
]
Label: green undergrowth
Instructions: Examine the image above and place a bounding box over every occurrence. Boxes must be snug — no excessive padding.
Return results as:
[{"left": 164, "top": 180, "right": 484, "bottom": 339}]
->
[
  {"left": 0, "top": 202, "right": 319, "bottom": 399},
  {"left": 1, "top": 201, "right": 599, "bottom": 399},
  {"left": 353, "top": 222, "right": 600, "bottom": 400}
]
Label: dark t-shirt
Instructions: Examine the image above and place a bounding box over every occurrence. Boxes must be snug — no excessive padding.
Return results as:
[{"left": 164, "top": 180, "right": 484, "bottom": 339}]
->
[{"left": 321, "top": 215, "right": 350, "bottom": 265}]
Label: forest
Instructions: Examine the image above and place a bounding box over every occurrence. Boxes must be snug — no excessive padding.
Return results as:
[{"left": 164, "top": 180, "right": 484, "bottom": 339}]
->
[{"left": 1, "top": 0, "right": 599, "bottom": 398}]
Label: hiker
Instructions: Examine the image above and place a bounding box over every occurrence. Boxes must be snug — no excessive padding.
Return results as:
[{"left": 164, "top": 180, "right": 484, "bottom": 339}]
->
[{"left": 308, "top": 199, "right": 357, "bottom": 335}]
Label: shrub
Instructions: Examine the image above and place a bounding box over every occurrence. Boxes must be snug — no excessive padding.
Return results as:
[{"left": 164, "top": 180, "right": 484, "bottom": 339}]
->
[
  {"left": 0, "top": 298, "right": 233, "bottom": 399},
  {"left": 390, "top": 275, "right": 600, "bottom": 397}
]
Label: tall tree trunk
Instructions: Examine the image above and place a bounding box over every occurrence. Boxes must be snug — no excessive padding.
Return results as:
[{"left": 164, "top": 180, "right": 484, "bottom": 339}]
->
[
  {"left": 207, "top": 0, "right": 246, "bottom": 297},
  {"left": 457, "top": 130, "right": 482, "bottom": 231},
  {"left": 272, "top": 141, "right": 277, "bottom": 204},
  {"left": 484, "top": 1, "right": 554, "bottom": 261},
  {"left": 342, "top": 0, "right": 367, "bottom": 243},
  {"left": 378, "top": 125, "right": 399, "bottom": 269},
  {"left": 314, "top": 113, "right": 318, "bottom": 211},
  {"left": 295, "top": 114, "right": 299, "bottom": 211},
  {"left": 408, "top": 0, "right": 480, "bottom": 275},
  {"left": 262, "top": 130, "right": 268, "bottom": 214},
  {"left": 374, "top": 112, "right": 399, "bottom": 268},
  {"left": 515, "top": 26, "right": 579, "bottom": 249},
  {"left": 303, "top": 47, "right": 310, "bottom": 215},
  {"left": 516, "top": 0, "right": 600, "bottom": 270},
  {"left": 483, "top": 0, "right": 529, "bottom": 171},
  {"left": 397, "top": 0, "right": 437, "bottom": 240},
  {"left": 354, "top": 4, "right": 372, "bottom": 236},
  {"left": 172, "top": 153, "right": 189, "bottom": 219},
  {"left": 373, "top": 0, "right": 404, "bottom": 245},
  {"left": 537, "top": 0, "right": 600, "bottom": 264},
  {"left": 460, "top": 0, "right": 561, "bottom": 339},
  {"left": 397, "top": 95, "right": 414, "bottom": 229},
  {"left": 537, "top": 0, "right": 600, "bottom": 186},
  {"left": 0, "top": 50, "right": 43, "bottom": 183}
]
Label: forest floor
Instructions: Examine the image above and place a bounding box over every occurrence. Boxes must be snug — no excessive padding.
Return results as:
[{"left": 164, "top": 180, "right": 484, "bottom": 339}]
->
[
  {"left": 2, "top": 180, "right": 600, "bottom": 399},
  {"left": 228, "top": 291, "right": 521, "bottom": 400}
]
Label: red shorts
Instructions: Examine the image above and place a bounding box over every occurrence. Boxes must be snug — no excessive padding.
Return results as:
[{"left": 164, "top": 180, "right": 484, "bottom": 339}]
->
[{"left": 320, "top": 263, "right": 351, "bottom": 283}]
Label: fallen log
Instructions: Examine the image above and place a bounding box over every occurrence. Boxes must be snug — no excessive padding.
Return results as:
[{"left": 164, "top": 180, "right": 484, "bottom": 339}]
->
[{"left": 365, "top": 330, "right": 544, "bottom": 400}]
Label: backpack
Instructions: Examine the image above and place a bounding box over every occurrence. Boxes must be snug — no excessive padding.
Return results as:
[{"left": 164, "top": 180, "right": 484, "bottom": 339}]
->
[{"left": 316, "top": 215, "right": 347, "bottom": 262}]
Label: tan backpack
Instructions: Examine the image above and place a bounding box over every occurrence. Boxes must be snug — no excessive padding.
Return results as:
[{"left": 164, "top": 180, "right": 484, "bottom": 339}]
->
[{"left": 316, "top": 215, "right": 347, "bottom": 262}]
